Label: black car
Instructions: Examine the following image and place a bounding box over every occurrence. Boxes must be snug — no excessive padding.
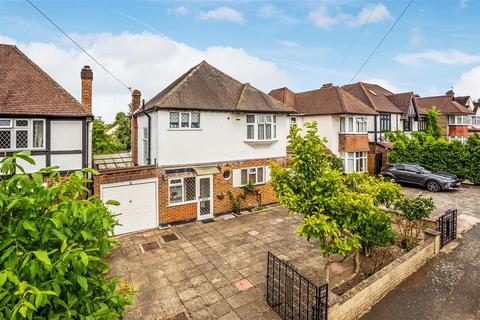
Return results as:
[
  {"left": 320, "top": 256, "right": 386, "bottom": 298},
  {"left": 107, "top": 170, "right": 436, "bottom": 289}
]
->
[{"left": 381, "top": 163, "right": 461, "bottom": 192}]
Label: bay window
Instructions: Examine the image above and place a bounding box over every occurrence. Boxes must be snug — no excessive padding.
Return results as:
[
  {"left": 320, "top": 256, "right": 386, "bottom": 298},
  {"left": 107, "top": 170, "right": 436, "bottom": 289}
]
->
[
  {"left": 340, "top": 151, "right": 368, "bottom": 173},
  {"left": 0, "top": 118, "right": 45, "bottom": 150},
  {"left": 340, "top": 116, "right": 368, "bottom": 133},
  {"left": 448, "top": 115, "right": 470, "bottom": 125},
  {"left": 246, "top": 114, "right": 277, "bottom": 141},
  {"left": 169, "top": 177, "right": 196, "bottom": 205}
]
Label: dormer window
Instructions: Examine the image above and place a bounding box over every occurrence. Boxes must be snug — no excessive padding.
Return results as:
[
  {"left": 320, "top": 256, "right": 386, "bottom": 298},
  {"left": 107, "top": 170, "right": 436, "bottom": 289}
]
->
[{"left": 246, "top": 114, "right": 277, "bottom": 141}]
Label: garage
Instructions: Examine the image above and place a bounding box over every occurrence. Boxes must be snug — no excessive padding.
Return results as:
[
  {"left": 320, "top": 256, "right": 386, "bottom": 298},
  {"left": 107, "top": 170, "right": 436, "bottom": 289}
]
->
[{"left": 100, "top": 178, "right": 158, "bottom": 235}]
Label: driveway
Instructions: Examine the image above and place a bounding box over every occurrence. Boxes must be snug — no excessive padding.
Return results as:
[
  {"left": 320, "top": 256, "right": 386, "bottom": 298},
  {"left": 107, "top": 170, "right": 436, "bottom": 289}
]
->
[
  {"left": 108, "top": 206, "right": 327, "bottom": 320},
  {"left": 361, "top": 224, "right": 480, "bottom": 320},
  {"left": 402, "top": 184, "right": 480, "bottom": 233}
]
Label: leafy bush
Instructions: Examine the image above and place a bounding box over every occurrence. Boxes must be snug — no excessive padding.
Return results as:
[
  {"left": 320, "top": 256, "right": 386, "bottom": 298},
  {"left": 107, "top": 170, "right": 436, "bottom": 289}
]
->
[
  {"left": 386, "top": 131, "right": 480, "bottom": 184},
  {"left": 0, "top": 152, "right": 133, "bottom": 319},
  {"left": 394, "top": 195, "right": 435, "bottom": 251}
]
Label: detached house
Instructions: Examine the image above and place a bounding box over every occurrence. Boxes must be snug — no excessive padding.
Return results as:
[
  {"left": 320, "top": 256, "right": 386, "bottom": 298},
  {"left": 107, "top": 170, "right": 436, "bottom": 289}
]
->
[
  {"left": 0, "top": 44, "right": 93, "bottom": 173},
  {"left": 269, "top": 84, "right": 378, "bottom": 173},
  {"left": 416, "top": 90, "right": 473, "bottom": 143},
  {"left": 94, "top": 61, "right": 293, "bottom": 235}
]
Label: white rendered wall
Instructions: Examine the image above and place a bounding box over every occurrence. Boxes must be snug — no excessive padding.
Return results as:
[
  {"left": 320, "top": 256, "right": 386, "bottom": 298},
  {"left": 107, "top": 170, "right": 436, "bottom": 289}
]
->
[
  {"left": 51, "top": 154, "right": 83, "bottom": 172},
  {"left": 153, "top": 111, "right": 289, "bottom": 166},
  {"left": 13, "top": 155, "right": 46, "bottom": 173},
  {"left": 299, "top": 115, "right": 340, "bottom": 156},
  {"left": 50, "top": 120, "right": 83, "bottom": 151}
]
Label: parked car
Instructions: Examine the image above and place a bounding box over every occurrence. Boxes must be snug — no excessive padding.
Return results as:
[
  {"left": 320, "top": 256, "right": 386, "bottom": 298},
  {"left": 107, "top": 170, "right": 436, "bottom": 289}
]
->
[{"left": 381, "top": 163, "right": 461, "bottom": 192}]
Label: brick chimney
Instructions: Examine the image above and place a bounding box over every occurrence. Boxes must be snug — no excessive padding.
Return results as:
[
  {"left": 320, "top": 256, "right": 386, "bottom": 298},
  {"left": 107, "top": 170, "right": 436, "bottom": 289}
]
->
[
  {"left": 322, "top": 83, "right": 334, "bottom": 88},
  {"left": 131, "top": 89, "right": 141, "bottom": 166},
  {"left": 81, "top": 66, "right": 93, "bottom": 113},
  {"left": 446, "top": 89, "right": 455, "bottom": 98}
]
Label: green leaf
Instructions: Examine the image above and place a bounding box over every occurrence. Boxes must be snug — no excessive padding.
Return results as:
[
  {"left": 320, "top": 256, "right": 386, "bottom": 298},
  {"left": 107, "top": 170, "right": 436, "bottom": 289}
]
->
[
  {"left": 105, "top": 199, "right": 120, "bottom": 206},
  {"left": 0, "top": 273, "right": 6, "bottom": 287},
  {"left": 22, "top": 220, "right": 37, "bottom": 232},
  {"left": 76, "top": 275, "right": 88, "bottom": 291},
  {"left": 79, "top": 252, "right": 89, "bottom": 267},
  {"left": 61, "top": 239, "right": 68, "bottom": 253},
  {"left": 33, "top": 250, "right": 51, "bottom": 267}
]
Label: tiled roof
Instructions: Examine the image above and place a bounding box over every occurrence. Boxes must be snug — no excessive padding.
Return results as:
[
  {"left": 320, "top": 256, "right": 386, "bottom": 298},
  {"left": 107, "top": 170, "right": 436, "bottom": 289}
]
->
[
  {"left": 342, "top": 82, "right": 404, "bottom": 114},
  {"left": 269, "top": 85, "right": 379, "bottom": 116},
  {"left": 415, "top": 95, "right": 473, "bottom": 115},
  {"left": 454, "top": 96, "right": 470, "bottom": 107},
  {"left": 144, "top": 61, "right": 294, "bottom": 114},
  {"left": 93, "top": 153, "right": 133, "bottom": 170},
  {"left": 474, "top": 101, "right": 479, "bottom": 114},
  {"left": 0, "top": 44, "right": 90, "bottom": 116},
  {"left": 386, "top": 92, "right": 416, "bottom": 119}
]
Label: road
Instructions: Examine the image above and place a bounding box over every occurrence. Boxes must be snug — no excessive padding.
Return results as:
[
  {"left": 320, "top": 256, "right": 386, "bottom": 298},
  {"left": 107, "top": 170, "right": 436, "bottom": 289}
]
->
[{"left": 361, "top": 225, "right": 480, "bottom": 320}]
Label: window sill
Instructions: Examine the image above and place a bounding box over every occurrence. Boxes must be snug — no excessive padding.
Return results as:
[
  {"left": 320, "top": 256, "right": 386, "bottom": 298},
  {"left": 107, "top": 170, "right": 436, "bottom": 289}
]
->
[
  {"left": 167, "top": 200, "right": 197, "bottom": 207},
  {"left": 338, "top": 132, "right": 368, "bottom": 135},
  {"left": 243, "top": 139, "right": 278, "bottom": 145},
  {"left": 168, "top": 128, "right": 202, "bottom": 131}
]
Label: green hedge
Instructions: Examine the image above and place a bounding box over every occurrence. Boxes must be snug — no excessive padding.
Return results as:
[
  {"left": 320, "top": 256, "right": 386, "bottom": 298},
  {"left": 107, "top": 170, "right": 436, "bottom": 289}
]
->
[{"left": 386, "top": 132, "right": 480, "bottom": 185}]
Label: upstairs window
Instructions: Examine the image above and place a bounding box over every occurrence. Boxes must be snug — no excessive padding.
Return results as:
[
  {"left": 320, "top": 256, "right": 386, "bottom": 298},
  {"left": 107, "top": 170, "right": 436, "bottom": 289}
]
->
[
  {"left": 0, "top": 118, "right": 45, "bottom": 150},
  {"left": 448, "top": 115, "right": 470, "bottom": 125},
  {"left": 340, "top": 116, "right": 367, "bottom": 133},
  {"left": 418, "top": 117, "right": 427, "bottom": 131},
  {"left": 246, "top": 114, "right": 277, "bottom": 141},
  {"left": 380, "top": 113, "right": 391, "bottom": 131},
  {"left": 142, "top": 127, "right": 149, "bottom": 164},
  {"left": 169, "top": 112, "right": 200, "bottom": 129}
]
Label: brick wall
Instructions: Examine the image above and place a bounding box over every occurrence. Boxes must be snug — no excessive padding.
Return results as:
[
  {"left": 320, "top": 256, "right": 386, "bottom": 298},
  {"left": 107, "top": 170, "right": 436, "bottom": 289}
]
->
[
  {"left": 339, "top": 134, "right": 370, "bottom": 152},
  {"left": 448, "top": 125, "right": 469, "bottom": 136},
  {"left": 328, "top": 230, "right": 440, "bottom": 320}
]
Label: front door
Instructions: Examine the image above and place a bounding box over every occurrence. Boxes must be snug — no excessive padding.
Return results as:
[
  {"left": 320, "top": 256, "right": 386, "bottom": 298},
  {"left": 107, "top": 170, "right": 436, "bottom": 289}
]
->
[{"left": 197, "top": 175, "right": 213, "bottom": 220}]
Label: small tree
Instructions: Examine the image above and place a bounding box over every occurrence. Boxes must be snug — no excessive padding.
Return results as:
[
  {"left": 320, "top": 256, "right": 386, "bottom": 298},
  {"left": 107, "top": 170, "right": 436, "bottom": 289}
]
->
[
  {"left": 112, "top": 111, "right": 131, "bottom": 152},
  {"left": 92, "top": 118, "right": 122, "bottom": 155},
  {"left": 0, "top": 152, "right": 134, "bottom": 319},
  {"left": 426, "top": 106, "right": 443, "bottom": 138},
  {"left": 394, "top": 195, "right": 435, "bottom": 251},
  {"left": 271, "top": 123, "right": 402, "bottom": 280}
]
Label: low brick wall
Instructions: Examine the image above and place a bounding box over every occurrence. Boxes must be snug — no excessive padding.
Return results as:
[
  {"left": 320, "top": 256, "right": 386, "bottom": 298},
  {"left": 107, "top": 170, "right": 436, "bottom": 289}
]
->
[{"left": 328, "top": 229, "right": 440, "bottom": 320}]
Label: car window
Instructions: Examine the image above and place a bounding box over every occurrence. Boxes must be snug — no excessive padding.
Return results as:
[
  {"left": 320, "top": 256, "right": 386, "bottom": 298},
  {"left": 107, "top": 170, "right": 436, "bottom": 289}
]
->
[
  {"left": 405, "top": 165, "right": 419, "bottom": 172},
  {"left": 394, "top": 165, "right": 405, "bottom": 171}
]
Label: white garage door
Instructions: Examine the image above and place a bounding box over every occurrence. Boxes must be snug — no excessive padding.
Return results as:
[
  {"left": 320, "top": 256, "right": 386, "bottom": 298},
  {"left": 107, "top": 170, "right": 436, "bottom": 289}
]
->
[{"left": 100, "top": 178, "right": 158, "bottom": 235}]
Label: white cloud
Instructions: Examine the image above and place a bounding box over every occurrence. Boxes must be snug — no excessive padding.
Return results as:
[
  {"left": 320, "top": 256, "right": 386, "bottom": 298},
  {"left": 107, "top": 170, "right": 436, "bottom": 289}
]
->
[
  {"left": 278, "top": 40, "right": 299, "bottom": 48},
  {"left": 454, "top": 66, "right": 480, "bottom": 99},
  {"left": 361, "top": 78, "right": 400, "bottom": 93},
  {"left": 8, "top": 32, "right": 289, "bottom": 121},
  {"left": 427, "top": 85, "right": 439, "bottom": 96},
  {"left": 308, "top": 3, "right": 391, "bottom": 29},
  {"left": 395, "top": 49, "right": 480, "bottom": 66},
  {"left": 409, "top": 28, "right": 422, "bottom": 47},
  {"left": 258, "top": 4, "right": 299, "bottom": 24},
  {"left": 173, "top": 6, "right": 188, "bottom": 15},
  {"left": 460, "top": 0, "right": 469, "bottom": 8},
  {"left": 199, "top": 7, "right": 243, "bottom": 23}
]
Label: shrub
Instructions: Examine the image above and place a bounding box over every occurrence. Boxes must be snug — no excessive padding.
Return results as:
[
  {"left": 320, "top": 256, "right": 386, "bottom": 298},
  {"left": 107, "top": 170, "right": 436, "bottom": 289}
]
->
[{"left": 0, "top": 152, "right": 133, "bottom": 319}]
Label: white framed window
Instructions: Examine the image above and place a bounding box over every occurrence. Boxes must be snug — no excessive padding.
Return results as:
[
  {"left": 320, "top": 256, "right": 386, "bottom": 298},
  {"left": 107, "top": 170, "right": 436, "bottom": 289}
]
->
[
  {"left": 290, "top": 116, "right": 297, "bottom": 127},
  {"left": 142, "top": 127, "right": 149, "bottom": 163},
  {"left": 340, "top": 151, "right": 368, "bottom": 173},
  {"left": 340, "top": 116, "right": 368, "bottom": 134},
  {"left": 245, "top": 114, "right": 277, "bottom": 141},
  {"left": 168, "top": 177, "right": 196, "bottom": 205},
  {"left": 233, "top": 166, "right": 268, "bottom": 187},
  {"left": 448, "top": 136, "right": 468, "bottom": 144},
  {"left": 0, "top": 118, "right": 45, "bottom": 150},
  {"left": 448, "top": 115, "right": 470, "bottom": 125},
  {"left": 472, "top": 116, "right": 480, "bottom": 126},
  {"left": 169, "top": 111, "right": 201, "bottom": 129}
]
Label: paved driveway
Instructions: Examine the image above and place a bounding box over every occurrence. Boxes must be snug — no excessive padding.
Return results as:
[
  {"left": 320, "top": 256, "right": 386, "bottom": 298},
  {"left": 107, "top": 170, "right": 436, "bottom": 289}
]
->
[
  {"left": 402, "top": 184, "right": 480, "bottom": 234},
  {"left": 108, "top": 206, "right": 326, "bottom": 320}
]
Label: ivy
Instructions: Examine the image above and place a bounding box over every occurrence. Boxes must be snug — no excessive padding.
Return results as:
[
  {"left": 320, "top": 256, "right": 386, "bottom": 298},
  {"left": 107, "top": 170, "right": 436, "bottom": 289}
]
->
[{"left": 0, "top": 151, "right": 134, "bottom": 319}]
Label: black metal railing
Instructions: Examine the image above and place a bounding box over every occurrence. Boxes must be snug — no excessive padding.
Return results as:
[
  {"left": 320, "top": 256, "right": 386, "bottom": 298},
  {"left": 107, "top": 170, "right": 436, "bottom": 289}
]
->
[
  {"left": 266, "top": 252, "right": 328, "bottom": 320},
  {"left": 437, "top": 209, "right": 457, "bottom": 248}
]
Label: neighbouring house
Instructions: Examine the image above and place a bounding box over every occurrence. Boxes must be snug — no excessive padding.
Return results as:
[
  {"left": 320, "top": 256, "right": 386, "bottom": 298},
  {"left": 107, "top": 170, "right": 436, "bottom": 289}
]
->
[
  {"left": 472, "top": 99, "right": 480, "bottom": 133},
  {"left": 93, "top": 61, "right": 293, "bottom": 235},
  {"left": 0, "top": 44, "right": 93, "bottom": 173},
  {"left": 386, "top": 92, "right": 427, "bottom": 134},
  {"left": 416, "top": 90, "right": 474, "bottom": 143},
  {"left": 268, "top": 83, "right": 378, "bottom": 173}
]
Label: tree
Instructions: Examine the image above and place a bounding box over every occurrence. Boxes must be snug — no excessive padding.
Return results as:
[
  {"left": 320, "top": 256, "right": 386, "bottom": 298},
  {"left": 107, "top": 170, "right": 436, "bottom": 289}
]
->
[
  {"left": 425, "top": 106, "right": 443, "bottom": 138},
  {"left": 92, "top": 118, "right": 121, "bottom": 155},
  {"left": 0, "top": 151, "right": 134, "bottom": 319},
  {"left": 112, "top": 111, "right": 131, "bottom": 152},
  {"left": 270, "top": 123, "right": 402, "bottom": 279}
]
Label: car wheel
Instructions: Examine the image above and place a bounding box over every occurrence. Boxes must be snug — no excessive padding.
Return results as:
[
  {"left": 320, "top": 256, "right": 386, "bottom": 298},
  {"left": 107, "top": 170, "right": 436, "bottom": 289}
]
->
[{"left": 426, "top": 180, "right": 441, "bottom": 192}]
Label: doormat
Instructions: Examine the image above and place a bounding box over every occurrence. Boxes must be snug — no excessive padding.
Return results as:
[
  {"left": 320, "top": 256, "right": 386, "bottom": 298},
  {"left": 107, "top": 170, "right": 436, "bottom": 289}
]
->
[
  {"left": 201, "top": 218, "right": 215, "bottom": 224},
  {"left": 140, "top": 241, "right": 160, "bottom": 252},
  {"left": 168, "top": 312, "right": 188, "bottom": 320},
  {"left": 162, "top": 233, "right": 179, "bottom": 242}
]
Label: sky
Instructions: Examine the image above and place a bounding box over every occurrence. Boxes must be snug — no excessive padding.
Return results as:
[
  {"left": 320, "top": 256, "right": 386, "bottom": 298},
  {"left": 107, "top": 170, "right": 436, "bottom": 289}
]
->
[{"left": 1, "top": 0, "right": 479, "bottom": 121}]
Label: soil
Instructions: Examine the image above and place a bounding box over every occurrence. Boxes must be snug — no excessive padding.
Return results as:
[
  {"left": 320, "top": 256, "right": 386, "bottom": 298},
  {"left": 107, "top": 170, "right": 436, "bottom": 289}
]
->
[{"left": 331, "top": 245, "right": 405, "bottom": 296}]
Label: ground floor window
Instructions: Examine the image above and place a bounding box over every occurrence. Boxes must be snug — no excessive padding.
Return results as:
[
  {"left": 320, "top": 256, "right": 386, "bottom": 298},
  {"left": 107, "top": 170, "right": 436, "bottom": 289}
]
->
[
  {"left": 233, "top": 166, "right": 269, "bottom": 187},
  {"left": 169, "top": 177, "right": 196, "bottom": 205},
  {"left": 340, "top": 151, "right": 368, "bottom": 173},
  {"left": 449, "top": 136, "right": 468, "bottom": 144}
]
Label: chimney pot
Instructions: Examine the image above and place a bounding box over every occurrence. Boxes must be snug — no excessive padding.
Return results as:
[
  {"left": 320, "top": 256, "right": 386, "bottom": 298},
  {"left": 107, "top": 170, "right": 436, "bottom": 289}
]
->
[
  {"left": 322, "top": 83, "right": 333, "bottom": 88},
  {"left": 81, "top": 65, "right": 93, "bottom": 113},
  {"left": 446, "top": 89, "right": 454, "bottom": 97}
]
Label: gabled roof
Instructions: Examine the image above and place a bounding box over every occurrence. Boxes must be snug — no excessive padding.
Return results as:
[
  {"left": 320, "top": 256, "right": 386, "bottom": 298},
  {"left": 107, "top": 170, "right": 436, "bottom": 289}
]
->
[
  {"left": 454, "top": 96, "right": 471, "bottom": 107},
  {"left": 386, "top": 92, "right": 417, "bottom": 119},
  {"left": 0, "top": 44, "right": 89, "bottom": 116},
  {"left": 415, "top": 95, "right": 473, "bottom": 115},
  {"left": 268, "top": 85, "right": 379, "bottom": 116},
  {"left": 474, "top": 101, "right": 479, "bottom": 114},
  {"left": 144, "top": 61, "right": 294, "bottom": 114},
  {"left": 342, "top": 82, "right": 403, "bottom": 114}
]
